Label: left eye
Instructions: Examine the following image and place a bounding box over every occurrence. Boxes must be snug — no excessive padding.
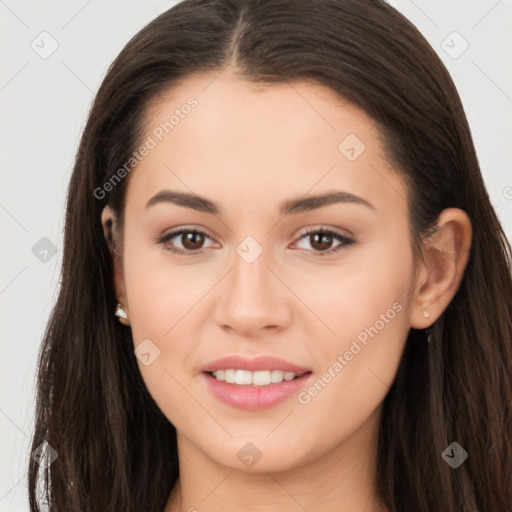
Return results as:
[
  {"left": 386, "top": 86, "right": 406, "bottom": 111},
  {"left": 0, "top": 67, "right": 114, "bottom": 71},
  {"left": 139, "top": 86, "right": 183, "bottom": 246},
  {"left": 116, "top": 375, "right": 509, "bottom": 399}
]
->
[
  {"left": 157, "top": 227, "right": 354, "bottom": 256},
  {"left": 294, "top": 228, "right": 354, "bottom": 255}
]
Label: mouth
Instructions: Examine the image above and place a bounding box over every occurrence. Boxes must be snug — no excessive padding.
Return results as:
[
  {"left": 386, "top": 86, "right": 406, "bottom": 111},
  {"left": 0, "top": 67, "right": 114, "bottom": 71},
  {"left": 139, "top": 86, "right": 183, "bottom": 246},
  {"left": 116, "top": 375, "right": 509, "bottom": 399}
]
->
[
  {"left": 202, "top": 370, "right": 313, "bottom": 411},
  {"left": 200, "top": 355, "right": 313, "bottom": 410},
  {"left": 205, "top": 369, "right": 312, "bottom": 387}
]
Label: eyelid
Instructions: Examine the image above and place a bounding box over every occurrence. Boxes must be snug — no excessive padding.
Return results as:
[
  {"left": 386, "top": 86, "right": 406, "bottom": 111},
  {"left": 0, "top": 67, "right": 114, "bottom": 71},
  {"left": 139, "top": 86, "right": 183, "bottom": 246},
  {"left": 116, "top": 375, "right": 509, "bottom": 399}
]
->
[{"left": 294, "top": 224, "right": 354, "bottom": 241}]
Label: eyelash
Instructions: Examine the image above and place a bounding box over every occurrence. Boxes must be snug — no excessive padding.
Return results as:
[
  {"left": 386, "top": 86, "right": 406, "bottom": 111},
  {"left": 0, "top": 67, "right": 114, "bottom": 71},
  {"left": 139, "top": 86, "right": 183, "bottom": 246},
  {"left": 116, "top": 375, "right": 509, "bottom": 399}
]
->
[{"left": 156, "top": 226, "right": 355, "bottom": 257}]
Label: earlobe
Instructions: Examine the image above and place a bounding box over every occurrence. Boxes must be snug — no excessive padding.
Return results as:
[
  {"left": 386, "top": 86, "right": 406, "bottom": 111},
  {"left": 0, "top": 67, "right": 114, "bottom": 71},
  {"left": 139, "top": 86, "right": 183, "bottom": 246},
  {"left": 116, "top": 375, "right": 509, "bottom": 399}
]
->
[{"left": 410, "top": 208, "right": 472, "bottom": 329}]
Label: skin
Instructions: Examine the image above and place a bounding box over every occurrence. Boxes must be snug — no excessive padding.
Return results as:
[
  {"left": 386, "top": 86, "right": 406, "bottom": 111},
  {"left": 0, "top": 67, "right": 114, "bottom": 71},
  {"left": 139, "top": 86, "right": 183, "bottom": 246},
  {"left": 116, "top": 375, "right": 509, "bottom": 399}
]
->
[{"left": 101, "top": 69, "right": 472, "bottom": 512}]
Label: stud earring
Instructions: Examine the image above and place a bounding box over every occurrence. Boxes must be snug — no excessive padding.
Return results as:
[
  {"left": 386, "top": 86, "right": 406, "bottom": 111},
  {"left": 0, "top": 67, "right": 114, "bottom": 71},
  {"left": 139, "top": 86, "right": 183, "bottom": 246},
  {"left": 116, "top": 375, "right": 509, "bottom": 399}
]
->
[
  {"left": 115, "top": 303, "right": 130, "bottom": 326},
  {"left": 423, "top": 310, "right": 431, "bottom": 343}
]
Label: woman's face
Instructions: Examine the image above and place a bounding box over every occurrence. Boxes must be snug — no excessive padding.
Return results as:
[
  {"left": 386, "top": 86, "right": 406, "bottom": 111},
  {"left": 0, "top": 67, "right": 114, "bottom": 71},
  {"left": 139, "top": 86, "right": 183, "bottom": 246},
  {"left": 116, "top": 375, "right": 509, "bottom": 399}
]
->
[{"left": 110, "top": 71, "right": 420, "bottom": 472}]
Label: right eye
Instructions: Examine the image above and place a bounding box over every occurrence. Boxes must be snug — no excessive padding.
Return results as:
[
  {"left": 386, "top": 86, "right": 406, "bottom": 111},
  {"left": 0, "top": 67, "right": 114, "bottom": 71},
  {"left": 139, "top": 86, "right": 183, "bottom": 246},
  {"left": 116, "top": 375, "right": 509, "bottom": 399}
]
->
[{"left": 157, "top": 227, "right": 217, "bottom": 256}]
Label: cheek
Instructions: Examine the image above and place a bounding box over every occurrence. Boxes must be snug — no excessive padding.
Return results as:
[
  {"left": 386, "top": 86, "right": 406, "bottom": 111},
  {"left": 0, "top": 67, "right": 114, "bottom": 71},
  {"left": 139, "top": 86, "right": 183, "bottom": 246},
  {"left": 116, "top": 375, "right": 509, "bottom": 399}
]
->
[
  {"left": 298, "top": 234, "right": 414, "bottom": 346},
  {"left": 288, "top": 247, "right": 413, "bottom": 454},
  {"left": 121, "top": 240, "right": 201, "bottom": 425},
  {"left": 122, "top": 232, "right": 201, "bottom": 338},
  {"left": 121, "top": 234, "right": 213, "bottom": 408},
  {"left": 294, "top": 236, "right": 414, "bottom": 405}
]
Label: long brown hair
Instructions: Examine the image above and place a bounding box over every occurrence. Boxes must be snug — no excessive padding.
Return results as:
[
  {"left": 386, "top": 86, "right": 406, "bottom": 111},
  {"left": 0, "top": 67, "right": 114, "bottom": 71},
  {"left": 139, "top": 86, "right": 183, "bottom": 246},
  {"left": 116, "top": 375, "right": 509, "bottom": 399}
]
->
[{"left": 28, "top": 1, "right": 512, "bottom": 510}]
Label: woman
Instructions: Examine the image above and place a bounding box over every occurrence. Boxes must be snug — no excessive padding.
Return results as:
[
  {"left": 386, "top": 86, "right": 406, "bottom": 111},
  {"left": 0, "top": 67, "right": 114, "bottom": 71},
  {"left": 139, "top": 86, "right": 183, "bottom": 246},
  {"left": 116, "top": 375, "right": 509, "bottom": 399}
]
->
[{"left": 28, "top": 0, "right": 512, "bottom": 511}]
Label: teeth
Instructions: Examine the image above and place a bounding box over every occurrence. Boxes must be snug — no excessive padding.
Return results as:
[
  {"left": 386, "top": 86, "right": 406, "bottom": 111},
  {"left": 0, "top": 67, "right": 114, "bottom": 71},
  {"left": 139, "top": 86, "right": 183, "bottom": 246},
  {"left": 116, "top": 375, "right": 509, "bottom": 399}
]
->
[{"left": 211, "top": 369, "right": 300, "bottom": 386}]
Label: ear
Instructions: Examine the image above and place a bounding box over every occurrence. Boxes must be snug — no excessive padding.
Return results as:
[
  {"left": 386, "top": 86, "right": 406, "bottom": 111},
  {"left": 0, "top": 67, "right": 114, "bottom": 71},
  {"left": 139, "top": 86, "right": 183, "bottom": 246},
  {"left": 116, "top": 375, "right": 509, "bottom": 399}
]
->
[
  {"left": 101, "top": 205, "right": 128, "bottom": 310},
  {"left": 410, "top": 208, "right": 472, "bottom": 329}
]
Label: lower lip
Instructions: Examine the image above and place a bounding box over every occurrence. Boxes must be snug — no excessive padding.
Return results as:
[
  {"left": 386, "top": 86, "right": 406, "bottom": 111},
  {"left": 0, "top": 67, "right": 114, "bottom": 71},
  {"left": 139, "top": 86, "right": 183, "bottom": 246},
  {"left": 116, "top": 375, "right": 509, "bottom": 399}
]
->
[{"left": 203, "top": 372, "right": 312, "bottom": 411}]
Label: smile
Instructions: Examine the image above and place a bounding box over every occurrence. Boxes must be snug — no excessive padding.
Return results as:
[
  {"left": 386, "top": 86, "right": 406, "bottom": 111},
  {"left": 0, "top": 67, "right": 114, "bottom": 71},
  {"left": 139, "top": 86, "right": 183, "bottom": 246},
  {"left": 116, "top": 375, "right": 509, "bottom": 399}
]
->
[
  {"left": 203, "top": 371, "right": 313, "bottom": 411},
  {"left": 210, "top": 369, "right": 307, "bottom": 386}
]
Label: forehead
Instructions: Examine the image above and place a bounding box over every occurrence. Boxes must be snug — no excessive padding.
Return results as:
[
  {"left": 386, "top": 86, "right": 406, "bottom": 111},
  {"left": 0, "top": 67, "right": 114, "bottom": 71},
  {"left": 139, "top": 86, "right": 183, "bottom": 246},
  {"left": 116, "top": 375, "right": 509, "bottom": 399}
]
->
[
  {"left": 142, "top": 71, "right": 376, "bottom": 152},
  {"left": 127, "top": 71, "right": 407, "bottom": 217}
]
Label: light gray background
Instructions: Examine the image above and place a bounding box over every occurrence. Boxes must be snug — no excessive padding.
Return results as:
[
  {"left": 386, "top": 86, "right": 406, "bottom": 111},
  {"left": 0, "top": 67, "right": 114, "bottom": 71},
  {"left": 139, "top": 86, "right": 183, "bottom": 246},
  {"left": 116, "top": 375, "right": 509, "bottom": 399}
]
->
[{"left": 1, "top": 1, "right": 511, "bottom": 510}]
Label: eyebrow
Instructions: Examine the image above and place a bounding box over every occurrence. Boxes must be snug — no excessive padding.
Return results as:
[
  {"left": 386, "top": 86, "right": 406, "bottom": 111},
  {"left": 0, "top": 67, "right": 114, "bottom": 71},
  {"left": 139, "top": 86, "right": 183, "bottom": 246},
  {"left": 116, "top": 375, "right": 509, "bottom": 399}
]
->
[{"left": 145, "top": 189, "right": 375, "bottom": 216}]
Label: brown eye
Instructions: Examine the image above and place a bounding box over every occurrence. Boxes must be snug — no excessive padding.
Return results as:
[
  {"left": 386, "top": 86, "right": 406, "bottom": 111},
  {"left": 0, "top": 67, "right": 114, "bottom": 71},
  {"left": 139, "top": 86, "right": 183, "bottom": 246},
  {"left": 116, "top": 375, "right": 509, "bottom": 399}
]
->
[
  {"left": 180, "top": 231, "right": 206, "bottom": 250},
  {"left": 309, "top": 232, "right": 335, "bottom": 251},
  {"left": 158, "top": 228, "right": 214, "bottom": 255},
  {"left": 295, "top": 228, "right": 354, "bottom": 256}
]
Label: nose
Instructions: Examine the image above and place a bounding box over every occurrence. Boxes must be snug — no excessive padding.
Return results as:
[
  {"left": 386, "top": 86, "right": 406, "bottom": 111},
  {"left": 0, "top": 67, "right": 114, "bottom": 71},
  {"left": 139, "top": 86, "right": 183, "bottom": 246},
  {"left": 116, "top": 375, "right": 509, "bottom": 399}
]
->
[{"left": 213, "top": 241, "right": 292, "bottom": 336}]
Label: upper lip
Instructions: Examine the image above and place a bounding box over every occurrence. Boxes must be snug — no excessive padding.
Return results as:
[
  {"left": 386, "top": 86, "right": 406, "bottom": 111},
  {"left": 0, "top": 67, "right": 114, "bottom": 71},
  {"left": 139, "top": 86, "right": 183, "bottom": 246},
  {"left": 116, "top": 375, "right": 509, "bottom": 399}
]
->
[{"left": 201, "top": 355, "right": 311, "bottom": 374}]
